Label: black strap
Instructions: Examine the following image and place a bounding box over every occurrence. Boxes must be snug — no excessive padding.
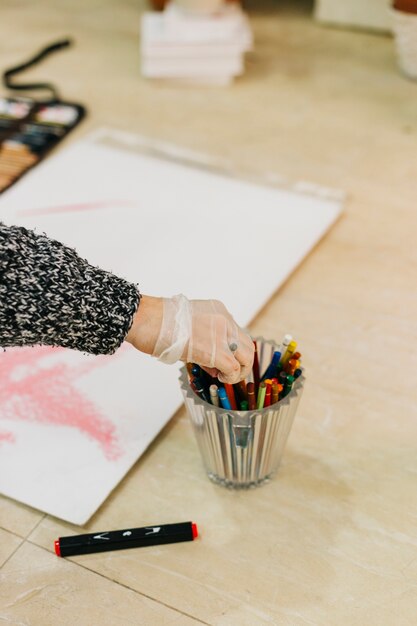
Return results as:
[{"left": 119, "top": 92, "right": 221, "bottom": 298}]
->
[{"left": 2, "top": 39, "right": 72, "bottom": 102}]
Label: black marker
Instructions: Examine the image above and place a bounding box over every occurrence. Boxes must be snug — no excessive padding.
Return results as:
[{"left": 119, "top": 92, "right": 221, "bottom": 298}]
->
[{"left": 55, "top": 521, "right": 198, "bottom": 557}]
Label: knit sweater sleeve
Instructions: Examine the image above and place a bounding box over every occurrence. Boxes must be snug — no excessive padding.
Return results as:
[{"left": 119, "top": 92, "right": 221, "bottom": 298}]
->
[{"left": 0, "top": 222, "right": 140, "bottom": 355}]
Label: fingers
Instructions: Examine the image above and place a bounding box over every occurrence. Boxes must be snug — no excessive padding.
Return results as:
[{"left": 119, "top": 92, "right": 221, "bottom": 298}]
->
[
  {"left": 184, "top": 298, "right": 254, "bottom": 384},
  {"left": 215, "top": 350, "right": 242, "bottom": 384},
  {"left": 212, "top": 313, "right": 253, "bottom": 384},
  {"left": 216, "top": 316, "right": 253, "bottom": 382},
  {"left": 232, "top": 331, "right": 254, "bottom": 381},
  {"left": 194, "top": 338, "right": 251, "bottom": 384},
  {"left": 217, "top": 350, "right": 253, "bottom": 384},
  {"left": 201, "top": 366, "right": 220, "bottom": 378}
]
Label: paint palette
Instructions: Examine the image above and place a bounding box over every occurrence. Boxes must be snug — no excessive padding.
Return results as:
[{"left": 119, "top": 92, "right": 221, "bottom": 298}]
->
[{"left": 0, "top": 97, "right": 85, "bottom": 193}]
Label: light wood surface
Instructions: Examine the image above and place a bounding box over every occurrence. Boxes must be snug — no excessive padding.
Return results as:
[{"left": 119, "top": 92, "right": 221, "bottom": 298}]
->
[{"left": 1, "top": 1, "right": 417, "bottom": 624}]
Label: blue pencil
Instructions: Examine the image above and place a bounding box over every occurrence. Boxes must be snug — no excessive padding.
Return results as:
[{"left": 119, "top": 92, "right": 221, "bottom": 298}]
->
[{"left": 218, "top": 387, "right": 232, "bottom": 410}]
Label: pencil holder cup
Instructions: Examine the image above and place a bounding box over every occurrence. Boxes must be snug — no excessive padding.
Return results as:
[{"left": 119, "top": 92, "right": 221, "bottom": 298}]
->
[{"left": 179, "top": 337, "right": 305, "bottom": 489}]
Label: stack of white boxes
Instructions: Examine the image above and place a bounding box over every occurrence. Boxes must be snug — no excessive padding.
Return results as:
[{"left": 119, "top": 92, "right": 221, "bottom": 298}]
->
[{"left": 141, "top": 3, "right": 253, "bottom": 85}]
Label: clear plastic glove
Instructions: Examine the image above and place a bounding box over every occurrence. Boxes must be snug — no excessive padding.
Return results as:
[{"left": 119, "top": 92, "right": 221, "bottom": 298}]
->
[{"left": 152, "top": 294, "right": 254, "bottom": 384}]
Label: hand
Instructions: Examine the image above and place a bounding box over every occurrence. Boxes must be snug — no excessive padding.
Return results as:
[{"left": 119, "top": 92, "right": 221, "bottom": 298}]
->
[{"left": 126, "top": 294, "right": 254, "bottom": 384}]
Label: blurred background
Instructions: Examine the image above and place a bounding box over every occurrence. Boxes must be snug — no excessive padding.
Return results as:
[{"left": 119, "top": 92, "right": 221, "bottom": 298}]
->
[{"left": 1, "top": 0, "right": 415, "bottom": 193}]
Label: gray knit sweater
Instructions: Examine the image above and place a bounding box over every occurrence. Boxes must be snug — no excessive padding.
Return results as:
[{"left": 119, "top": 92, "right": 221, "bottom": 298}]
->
[{"left": 0, "top": 222, "right": 140, "bottom": 354}]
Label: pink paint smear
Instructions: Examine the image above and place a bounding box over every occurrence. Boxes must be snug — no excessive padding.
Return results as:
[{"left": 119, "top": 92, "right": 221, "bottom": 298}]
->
[
  {"left": 0, "top": 431, "right": 15, "bottom": 444},
  {"left": 17, "top": 200, "right": 136, "bottom": 218},
  {"left": 0, "top": 346, "right": 123, "bottom": 460}
]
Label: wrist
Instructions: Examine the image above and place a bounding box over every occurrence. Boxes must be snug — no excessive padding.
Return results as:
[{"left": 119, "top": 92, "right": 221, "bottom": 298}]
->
[{"left": 125, "top": 294, "right": 163, "bottom": 355}]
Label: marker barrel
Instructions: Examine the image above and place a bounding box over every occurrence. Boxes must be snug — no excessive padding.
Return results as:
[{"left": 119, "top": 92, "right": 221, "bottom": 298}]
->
[{"left": 55, "top": 522, "right": 198, "bottom": 557}]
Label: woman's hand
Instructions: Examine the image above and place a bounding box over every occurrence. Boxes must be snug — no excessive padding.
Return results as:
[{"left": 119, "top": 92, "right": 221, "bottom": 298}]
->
[{"left": 125, "top": 294, "right": 254, "bottom": 384}]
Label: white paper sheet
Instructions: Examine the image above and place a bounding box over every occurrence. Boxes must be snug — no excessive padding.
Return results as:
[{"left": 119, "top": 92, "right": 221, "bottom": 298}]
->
[{"left": 0, "top": 132, "right": 342, "bottom": 524}]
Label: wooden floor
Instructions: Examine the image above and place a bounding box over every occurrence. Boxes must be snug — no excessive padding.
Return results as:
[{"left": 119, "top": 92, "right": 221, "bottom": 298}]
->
[{"left": 1, "top": 1, "right": 417, "bottom": 624}]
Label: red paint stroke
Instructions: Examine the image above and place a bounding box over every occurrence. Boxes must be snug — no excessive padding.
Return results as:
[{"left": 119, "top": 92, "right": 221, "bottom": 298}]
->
[
  {"left": 17, "top": 200, "right": 136, "bottom": 218},
  {"left": 0, "top": 346, "right": 124, "bottom": 460},
  {"left": 0, "top": 431, "right": 15, "bottom": 444}
]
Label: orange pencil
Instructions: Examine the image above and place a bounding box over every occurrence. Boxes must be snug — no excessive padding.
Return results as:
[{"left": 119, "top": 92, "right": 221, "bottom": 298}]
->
[
  {"left": 272, "top": 383, "right": 279, "bottom": 404},
  {"left": 285, "top": 359, "right": 299, "bottom": 376}
]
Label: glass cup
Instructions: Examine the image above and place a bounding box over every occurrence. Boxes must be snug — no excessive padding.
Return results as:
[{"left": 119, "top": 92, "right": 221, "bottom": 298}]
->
[{"left": 179, "top": 337, "right": 305, "bottom": 488}]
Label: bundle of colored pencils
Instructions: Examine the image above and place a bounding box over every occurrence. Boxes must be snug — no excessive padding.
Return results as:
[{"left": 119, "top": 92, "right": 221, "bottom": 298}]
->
[{"left": 186, "top": 335, "right": 303, "bottom": 411}]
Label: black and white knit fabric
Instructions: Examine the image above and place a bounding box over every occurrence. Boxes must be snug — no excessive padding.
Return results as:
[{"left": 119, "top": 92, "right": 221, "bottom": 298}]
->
[{"left": 0, "top": 222, "right": 140, "bottom": 354}]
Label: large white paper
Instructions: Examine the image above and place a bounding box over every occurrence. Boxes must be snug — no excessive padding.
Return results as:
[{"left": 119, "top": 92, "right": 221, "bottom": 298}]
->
[{"left": 0, "top": 132, "right": 342, "bottom": 524}]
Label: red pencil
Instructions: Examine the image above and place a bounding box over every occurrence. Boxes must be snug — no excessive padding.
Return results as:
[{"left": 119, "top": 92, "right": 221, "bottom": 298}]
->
[
  {"left": 252, "top": 340, "right": 260, "bottom": 393},
  {"left": 224, "top": 384, "right": 237, "bottom": 410}
]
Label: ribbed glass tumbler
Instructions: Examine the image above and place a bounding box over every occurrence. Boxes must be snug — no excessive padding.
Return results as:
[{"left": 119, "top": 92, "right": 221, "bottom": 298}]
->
[{"left": 179, "top": 337, "right": 305, "bottom": 489}]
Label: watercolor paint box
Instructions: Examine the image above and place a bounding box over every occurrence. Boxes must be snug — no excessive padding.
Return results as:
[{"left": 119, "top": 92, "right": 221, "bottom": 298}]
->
[{"left": 0, "top": 97, "right": 85, "bottom": 194}]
